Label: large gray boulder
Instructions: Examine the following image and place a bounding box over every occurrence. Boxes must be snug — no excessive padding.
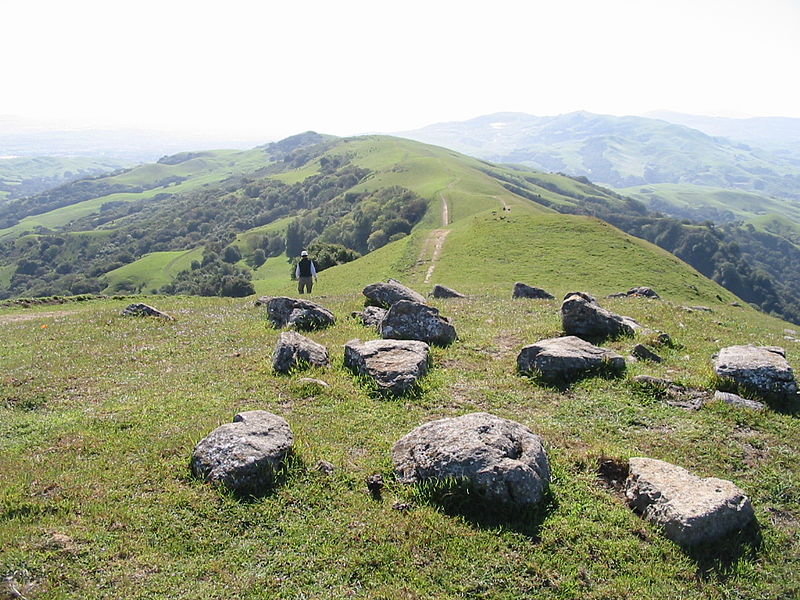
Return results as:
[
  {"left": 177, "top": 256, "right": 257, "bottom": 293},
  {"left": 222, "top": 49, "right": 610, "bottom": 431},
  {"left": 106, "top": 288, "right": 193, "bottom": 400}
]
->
[
  {"left": 272, "top": 331, "right": 329, "bottom": 373},
  {"left": 625, "top": 457, "right": 755, "bottom": 546},
  {"left": 363, "top": 279, "right": 426, "bottom": 308},
  {"left": 344, "top": 338, "right": 430, "bottom": 394},
  {"left": 714, "top": 345, "right": 797, "bottom": 401},
  {"left": 562, "top": 292, "right": 640, "bottom": 339},
  {"left": 513, "top": 282, "right": 555, "bottom": 300},
  {"left": 393, "top": 412, "right": 550, "bottom": 508},
  {"left": 517, "top": 335, "right": 625, "bottom": 384},
  {"left": 380, "top": 300, "right": 457, "bottom": 346},
  {"left": 191, "top": 411, "right": 294, "bottom": 496},
  {"left": 266, "top": 296, "right": 335, "bottom": 331}
]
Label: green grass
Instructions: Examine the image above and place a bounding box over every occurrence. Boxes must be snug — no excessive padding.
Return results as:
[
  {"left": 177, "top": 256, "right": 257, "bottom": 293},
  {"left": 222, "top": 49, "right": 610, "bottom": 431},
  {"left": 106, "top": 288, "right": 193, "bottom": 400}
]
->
[
  {"left": 0, "top": 263, "right": 13, "bottom": 287},
  {"left": 0, "top": 283, "right": 797, "bottom": 598},
  {"left": 102, "top": 249, "right": 203, "bottom": 294}
]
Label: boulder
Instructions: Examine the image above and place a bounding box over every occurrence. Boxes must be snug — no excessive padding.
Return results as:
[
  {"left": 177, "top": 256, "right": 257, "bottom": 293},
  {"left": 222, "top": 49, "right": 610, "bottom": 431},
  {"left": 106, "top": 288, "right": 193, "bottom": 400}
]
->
[
  {"left": 608, "top": 286, "right": 660, "bottom": 300},
  {"left": 513, "top": 282, "right": 555, "bottom": 300},
  {"left": 430, "top": 284, "right": 466, "bottom": 299},
  {"left": 517, "top": 335, "right": 625, "bottom": 384},
  {"left": 121, "top": 303, "right": 174, "bottom": 320},
  {"left": 713, "top": 391, "right": 766, "bottom": 411},
  {"left": 625, "top": 457, "right": 755, "bottom": 545},
  {"left": 191, "top": 411, "right": 294, "bottom": 496},
  {"left": 265, "top": 296, "right": 335, "bottom": 331},
  {"left": 631, "top": 343, "right": 663, "bottom": 363},
  {"left": 393, "top": 412, "right": 550, "bottom": 508},
  {"left": 272, "top": 331, "right": 329, "bottom": 373},
  {"left": 713, "top": 345, "right": 797, "bottom": 401},
  {"left": 380, "top": 300, "right": 457, "bottom": 346},
  {"left": 351, "top": 306, "right": 388, "bottom": 330},
  {"left": 561, "top": 292, "right": 640, "bottom": 340},
  {"left": 344, "top": 338, "right": 430, "bottom": 394},
  {"left": 362, "top": 279, "right": 426, "bottom": 308}
]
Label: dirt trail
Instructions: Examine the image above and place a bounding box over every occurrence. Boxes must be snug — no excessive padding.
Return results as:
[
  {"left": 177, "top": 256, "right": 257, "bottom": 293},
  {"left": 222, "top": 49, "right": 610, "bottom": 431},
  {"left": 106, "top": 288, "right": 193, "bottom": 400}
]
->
[
  {"left": 415, "top": 193, "right": 452, "bottom": 283},
  {"left": 0, "top": 309, "right": 80, "bottom": 324}
]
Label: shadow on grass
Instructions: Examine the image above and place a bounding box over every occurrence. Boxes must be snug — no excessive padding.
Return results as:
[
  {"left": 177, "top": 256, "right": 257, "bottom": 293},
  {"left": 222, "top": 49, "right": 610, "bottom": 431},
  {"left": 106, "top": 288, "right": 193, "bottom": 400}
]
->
[
  {"left": 410, "top": 479, "right": 558, "bottom": 540},
  {"left": 521, "top": 364, "right": 626, "bottom": 394},
  {"left": 683, "top": 519, "right": 763, "bottom": 581},
  {"left": 193, "top": 452, "right": 306, "bottom": 503}
]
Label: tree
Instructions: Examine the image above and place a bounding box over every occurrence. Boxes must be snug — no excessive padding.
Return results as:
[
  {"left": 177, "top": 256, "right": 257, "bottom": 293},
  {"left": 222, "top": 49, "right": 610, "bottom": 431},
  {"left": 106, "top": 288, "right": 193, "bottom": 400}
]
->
[
  {"left": 222, "top": 245, "right": 242, "bottom": 264},
  {"left": 285, "top": 220, "right": 304, "bottom": 257}
]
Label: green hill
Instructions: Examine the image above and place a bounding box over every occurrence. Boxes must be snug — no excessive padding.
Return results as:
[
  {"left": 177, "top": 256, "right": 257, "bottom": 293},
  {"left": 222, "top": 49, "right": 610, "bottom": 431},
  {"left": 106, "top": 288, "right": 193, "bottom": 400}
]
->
[{"left": 399, "top": 111, "right": 800, "bottom": 200}]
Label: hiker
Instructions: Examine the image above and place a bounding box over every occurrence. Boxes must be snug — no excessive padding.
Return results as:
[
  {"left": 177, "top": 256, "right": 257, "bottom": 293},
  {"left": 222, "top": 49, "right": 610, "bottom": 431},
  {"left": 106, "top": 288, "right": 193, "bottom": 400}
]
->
[{"left": 295, "top": 250, "right": 318, "bottom": 294}]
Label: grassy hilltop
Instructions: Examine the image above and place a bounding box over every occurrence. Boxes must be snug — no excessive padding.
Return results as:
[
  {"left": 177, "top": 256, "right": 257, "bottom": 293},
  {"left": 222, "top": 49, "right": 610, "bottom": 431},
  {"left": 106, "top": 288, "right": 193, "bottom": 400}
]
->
[{"left": 2, "top": 158, "right": 799, "bottom": 599}]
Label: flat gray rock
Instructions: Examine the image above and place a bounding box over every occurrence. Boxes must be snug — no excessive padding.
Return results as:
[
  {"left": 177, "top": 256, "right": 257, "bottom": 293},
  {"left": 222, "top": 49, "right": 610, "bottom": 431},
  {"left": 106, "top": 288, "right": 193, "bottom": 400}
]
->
[
  {"left": 430, "top": 284, "right": 466, "bottom": 299},
  {"left": 632, "top": 343, "right": 663, "bottom": 363},
  {"left": 625, "top": 457, "right": 755, "bottom": 546},
  {"left": 121, "top": 303, "right": 174, "bottom": 320},
  {"left": 713, "top": 390, "right": 766, "bottom": 410},
  {"left": 363, "top": 279, "right": 426, "bottom": 308},
  {"left": 266, "top": 296, "right": 335, "bottom": 331},
  {"left": 344, "top": 338, "right": 430, "bottom": 394},
  {"left": 518, "top": 335, "right": 625, "bottom": 384},
  {"left": 393, "top": 412, "right": 550, "bottom": 508},
  {"left": 513, "top": 282, "right": 555, "bottom": 300},
  {"left": 562, "top": 292, "right": 640, "bottom": 340},
  {"left": 272, "top": 331, "right": 329, "bottom": 373},
  {"left": 714, "top": 345, "right": 797, "bottom": 400},
  {"left": 380, "top": 300, "right": 457, "bottom": 346},
  {"left": 191, "top": 411, "right": 294, "bottom": 496},
  {"left": 351, "top": 306, "right": 388, "bottom": 331}
]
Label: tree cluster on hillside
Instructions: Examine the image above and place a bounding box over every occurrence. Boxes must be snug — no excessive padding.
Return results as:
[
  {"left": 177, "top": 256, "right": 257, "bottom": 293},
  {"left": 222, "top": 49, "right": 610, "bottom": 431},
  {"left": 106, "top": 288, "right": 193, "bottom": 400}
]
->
[{"left": 0, "top": 150, "right": 427, "bottom": 300}]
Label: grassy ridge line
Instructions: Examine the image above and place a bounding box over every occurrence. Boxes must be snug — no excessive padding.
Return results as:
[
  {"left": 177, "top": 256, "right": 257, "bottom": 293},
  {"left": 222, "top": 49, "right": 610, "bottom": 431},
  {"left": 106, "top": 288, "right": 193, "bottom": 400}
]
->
[
  {"left": 0, "top": 290, "right": 796, "bottom": 598},
  {"left": 101, "top": 249, "right": 203, "bottom": 294}
]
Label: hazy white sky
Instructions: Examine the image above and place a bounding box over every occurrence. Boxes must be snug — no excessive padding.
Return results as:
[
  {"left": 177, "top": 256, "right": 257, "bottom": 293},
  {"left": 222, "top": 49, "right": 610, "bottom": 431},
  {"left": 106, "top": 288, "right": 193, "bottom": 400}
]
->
[{"left": 2, "top": 0, "right": 799, "bottom": 140}]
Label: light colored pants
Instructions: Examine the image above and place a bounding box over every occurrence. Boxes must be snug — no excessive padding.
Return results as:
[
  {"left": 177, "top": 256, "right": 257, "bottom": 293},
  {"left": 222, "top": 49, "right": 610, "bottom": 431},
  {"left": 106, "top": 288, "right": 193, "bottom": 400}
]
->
[{"left": 298, "top": 276, "right": 314, "bottom": 294}]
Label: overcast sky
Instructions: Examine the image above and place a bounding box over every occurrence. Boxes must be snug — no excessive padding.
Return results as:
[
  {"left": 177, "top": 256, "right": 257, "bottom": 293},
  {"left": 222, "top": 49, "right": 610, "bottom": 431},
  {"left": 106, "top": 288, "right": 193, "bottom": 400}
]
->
[{"left": 2, "top": 0, "right": 799, "bottom": 141}]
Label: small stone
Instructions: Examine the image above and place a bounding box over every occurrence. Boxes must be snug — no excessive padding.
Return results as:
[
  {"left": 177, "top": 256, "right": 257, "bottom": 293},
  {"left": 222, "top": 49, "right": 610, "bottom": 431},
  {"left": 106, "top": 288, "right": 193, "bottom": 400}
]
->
[
  {"left": 121, "top": 303, "right": 174, "bottom": 320},
  {"left": 512, "top": 282, "right": 555, "bottom": 300},
  {"left": 363, "top": 279, "right": 426, "bottom": 308},
  {"left": 632, "top": 344, "right": 663, "bottom": 363},
  {"left": 625, "top": 457, "right": 755, "bottom": 546},
  {"left": 297, "top": 377, "right": 330, "bottom": 388},
  {"left": 272, "top": 331, "right": 329, "bottom": 373},
  {"left": 380, "top": 300, "right": 457, "bottom": 346},
  {"left": 315, "top": 460, "right": 336, "bottom": 474},
  {"left": 713, "top": 391, "right": 766, "bottom": 411},
  {"left": 191, "top": 411, "right": 294, "bottom": 497},
  {"left": 430, "top": 284, "right": 466, "bottom": 299},
  {"left": 518, "top": 335, "right": 625, "bottom": 384},
  {"left": 344, "top": 338, "right": 430, "bottom": 395},
  {"left": 366, "top": 473, "right": 384, "bottom": 499},
  {"left": 393, "top": 412, "right": 550, "bottom": 508}
]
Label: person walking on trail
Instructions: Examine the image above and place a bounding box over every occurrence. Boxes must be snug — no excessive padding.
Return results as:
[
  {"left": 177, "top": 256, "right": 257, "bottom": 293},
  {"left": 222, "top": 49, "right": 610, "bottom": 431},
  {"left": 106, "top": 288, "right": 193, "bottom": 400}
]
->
[{"left": 295, "top": 250, "right": 318, "bottom": 294}]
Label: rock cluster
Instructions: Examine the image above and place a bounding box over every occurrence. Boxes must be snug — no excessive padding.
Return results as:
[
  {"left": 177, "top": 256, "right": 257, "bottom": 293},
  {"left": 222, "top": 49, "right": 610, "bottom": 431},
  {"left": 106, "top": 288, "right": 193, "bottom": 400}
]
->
[
  {"left": 393, "top": 412, "right": 551, "bottom": 508},
  {"left": 351, "top": 306, "right": 388, "bottom": 330},
  {"left": 714, "top": 344, "right": 797, "bottom": 401},
  {"left": 363, "top": 279, "right": 426, "bottom": 308},
  {"left": 380, "top": 300, "right": 457, "bottom": 346},
  {"left": 513, "top": 282, "right": 555, "bottom": 300},
  {"left": 625, "top": 457, "right": 755, "bottom": 545},
  {"left": 273, "top": 331, "right": 329, "bottom": 373},
  {"left": 344, "top": 338, "right": 430, "bottom": 394},
  {"left": 191, "top": 411, "right": 294, "bottom": 497},
  {"left": 517, "top": 336, "right": 625, "bottom": 384},
  {"left": 562, "top": 292, "right": 640, "bottom": 339},
  {"left": 607, "top": 286, "right": 660, "bottom": 300},
  {"left": 266, "top": 297, "right": 335, "bottom": 331}
]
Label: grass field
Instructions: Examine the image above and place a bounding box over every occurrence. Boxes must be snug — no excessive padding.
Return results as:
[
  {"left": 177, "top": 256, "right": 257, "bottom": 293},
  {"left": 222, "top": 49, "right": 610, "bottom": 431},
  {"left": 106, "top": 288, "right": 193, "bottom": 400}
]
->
[
  {"left": 102, "top": 250, "right": 204, "bottom": 294},
  {"left": 1, "top": 279, "right": 797, "bottom": 599}
]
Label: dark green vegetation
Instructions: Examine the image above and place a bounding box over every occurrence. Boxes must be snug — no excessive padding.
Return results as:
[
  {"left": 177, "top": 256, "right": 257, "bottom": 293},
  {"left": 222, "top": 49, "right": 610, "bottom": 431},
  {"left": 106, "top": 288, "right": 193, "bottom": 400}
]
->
[
  {"left": 0, "top": 156, "right": 129, "bottom": 203},
  {"left": 1, "top": 220, "right": 798, "bottom": 597}
]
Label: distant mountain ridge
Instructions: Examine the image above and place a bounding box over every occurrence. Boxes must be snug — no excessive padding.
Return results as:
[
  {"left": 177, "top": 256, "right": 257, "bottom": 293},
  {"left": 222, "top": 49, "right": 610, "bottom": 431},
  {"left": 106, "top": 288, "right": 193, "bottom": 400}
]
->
[{"left": 398, "top": 111, "right": 800, "bottom": 200}]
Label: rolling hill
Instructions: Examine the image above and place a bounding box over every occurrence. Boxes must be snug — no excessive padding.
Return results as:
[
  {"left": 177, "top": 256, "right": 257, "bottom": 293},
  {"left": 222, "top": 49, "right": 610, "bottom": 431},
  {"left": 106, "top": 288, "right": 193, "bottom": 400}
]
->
[{"left": 398, "top": 111, "right": 800, "bottom": 200}]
